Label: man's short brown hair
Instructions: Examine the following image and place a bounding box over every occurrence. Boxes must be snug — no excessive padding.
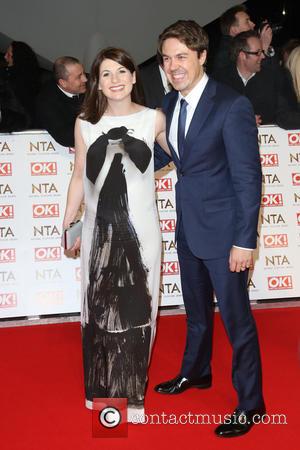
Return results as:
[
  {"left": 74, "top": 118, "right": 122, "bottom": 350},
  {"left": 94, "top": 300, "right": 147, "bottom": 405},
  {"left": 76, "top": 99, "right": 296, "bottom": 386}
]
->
[
  {"left": 220, "top": 4, "right": 247, "bottom": 36},
  {"left": 157, "top": 20, "right": 209, "bottom": 64}
]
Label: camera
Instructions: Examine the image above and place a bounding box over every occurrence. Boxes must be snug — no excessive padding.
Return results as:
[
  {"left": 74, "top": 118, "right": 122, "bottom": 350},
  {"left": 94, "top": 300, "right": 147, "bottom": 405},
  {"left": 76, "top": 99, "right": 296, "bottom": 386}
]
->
[{"left": 258, "top": 20, "right": 283, "bottom": 35}]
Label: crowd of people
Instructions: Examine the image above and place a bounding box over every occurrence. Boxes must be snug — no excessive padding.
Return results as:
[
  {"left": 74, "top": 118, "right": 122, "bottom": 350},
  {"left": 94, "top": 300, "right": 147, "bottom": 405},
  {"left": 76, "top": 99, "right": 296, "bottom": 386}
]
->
[
  {"left": 1, "top": 3, "right": 299, "bottom": 139},
  {"left": 1, "top": 3, "right": 299, "bottom": 438}
]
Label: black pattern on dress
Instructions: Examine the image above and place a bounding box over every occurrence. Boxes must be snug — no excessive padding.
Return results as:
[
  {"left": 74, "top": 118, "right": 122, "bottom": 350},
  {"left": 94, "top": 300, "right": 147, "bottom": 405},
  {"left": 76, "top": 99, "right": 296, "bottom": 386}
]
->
[{"left": 83, "top": 127, "right": 153, "bottom": 406}]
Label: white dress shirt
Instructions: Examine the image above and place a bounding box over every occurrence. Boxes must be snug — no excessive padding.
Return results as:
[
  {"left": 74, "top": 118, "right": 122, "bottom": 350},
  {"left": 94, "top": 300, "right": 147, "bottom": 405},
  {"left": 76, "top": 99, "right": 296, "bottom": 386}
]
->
[{"left": 169, "top": 73, "right": 209, "bottom": 156}]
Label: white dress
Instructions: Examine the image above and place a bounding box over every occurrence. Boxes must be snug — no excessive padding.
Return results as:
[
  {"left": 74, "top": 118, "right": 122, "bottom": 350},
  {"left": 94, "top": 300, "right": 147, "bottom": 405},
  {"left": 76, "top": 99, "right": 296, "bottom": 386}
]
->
[{"left": 79, "top": 108, "right": 161, "bottom": 420}]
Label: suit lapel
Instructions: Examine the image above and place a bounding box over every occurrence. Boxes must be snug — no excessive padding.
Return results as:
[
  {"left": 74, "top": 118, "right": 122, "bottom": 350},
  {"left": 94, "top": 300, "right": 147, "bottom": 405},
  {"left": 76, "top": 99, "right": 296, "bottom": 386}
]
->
[
  {"left": 165, "top": 92, "right": 181, "bottom": 167},
  {"left": 184, "top": 79, "right": 216, "bottom": 159}
]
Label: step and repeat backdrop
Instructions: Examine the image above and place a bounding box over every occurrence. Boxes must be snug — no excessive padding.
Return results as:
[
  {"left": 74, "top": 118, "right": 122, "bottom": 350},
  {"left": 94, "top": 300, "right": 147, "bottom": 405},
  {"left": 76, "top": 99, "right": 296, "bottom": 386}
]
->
[{"left": 0, "top": 128, "right": 300, "bottom": 318}]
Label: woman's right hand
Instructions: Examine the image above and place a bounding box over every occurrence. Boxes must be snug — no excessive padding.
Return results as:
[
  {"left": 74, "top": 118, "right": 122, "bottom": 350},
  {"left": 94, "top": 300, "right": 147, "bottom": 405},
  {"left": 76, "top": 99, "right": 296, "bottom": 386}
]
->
[{"left": 64, "top": 236, "right": 81, "bottom": 259}]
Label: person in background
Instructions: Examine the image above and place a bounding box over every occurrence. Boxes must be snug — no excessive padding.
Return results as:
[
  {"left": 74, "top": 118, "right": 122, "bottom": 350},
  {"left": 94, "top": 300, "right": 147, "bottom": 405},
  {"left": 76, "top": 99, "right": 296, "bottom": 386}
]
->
[
  {"left": 214, "top": 30, "right": 282, "bottom": 126},
  {"left": 212, "top": 4, "right": 274, "bottom": 73},
  {"left": 276, "top": 46, "right": 300, "bottom": 130},
  {"left": 0, "top": 41, "right": 39, "bottom": 129},
  {"left": 36, "top": 56, "right": 87, "bottom": 147}
]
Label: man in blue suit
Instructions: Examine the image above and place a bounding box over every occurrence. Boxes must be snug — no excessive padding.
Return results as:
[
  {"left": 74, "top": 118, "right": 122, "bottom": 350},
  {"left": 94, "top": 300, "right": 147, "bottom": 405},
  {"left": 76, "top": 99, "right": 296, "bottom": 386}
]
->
[{"left": 154, "top": 20, "right": 265, "bottom": 437}]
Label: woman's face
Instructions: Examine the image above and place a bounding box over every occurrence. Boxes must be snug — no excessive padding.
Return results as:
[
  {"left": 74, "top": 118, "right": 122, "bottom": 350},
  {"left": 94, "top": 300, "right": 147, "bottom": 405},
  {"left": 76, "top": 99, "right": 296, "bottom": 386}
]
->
[
  {"left": 98, "top": 58, "right": 136, "bottom": 102},
  {"left": 4, "top": 45, "right": 13, "bottom": 67}
]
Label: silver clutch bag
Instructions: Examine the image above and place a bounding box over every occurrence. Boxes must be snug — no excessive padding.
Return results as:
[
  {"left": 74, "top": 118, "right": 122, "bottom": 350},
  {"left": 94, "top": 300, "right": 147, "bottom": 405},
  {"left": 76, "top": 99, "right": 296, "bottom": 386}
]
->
[{"left": 62, "top": 220, "right": 82, "bottom": 250}]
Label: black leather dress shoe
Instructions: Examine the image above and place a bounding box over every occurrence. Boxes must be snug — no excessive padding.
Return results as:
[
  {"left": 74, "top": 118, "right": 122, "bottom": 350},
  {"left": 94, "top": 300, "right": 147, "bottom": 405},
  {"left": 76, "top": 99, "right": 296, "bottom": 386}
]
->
[
  {"left": 215, "top": 407, "right": 266, "bottom": 438},
  {"left": 154, "top": 374, "right": 212, "bottom": 394}
]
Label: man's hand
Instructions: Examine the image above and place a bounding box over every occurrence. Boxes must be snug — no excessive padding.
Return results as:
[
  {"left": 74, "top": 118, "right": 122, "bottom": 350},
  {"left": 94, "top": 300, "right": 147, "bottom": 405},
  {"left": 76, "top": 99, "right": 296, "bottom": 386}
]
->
[
  {"left": 255, "top": 115, "right": 262, "bottom": 126},
  {"left": 259, "top": 22, "right": 272, "bottom": 52},
  {"left": 229, "top": 247, "right": 253, "bottom": 272}
]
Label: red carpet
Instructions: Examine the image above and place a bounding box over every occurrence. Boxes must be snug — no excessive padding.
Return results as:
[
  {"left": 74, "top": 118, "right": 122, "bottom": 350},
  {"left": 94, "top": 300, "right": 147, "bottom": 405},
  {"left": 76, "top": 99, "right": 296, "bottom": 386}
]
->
[{"left": 0, "top": 308, "right": 299, "bottom": 449}]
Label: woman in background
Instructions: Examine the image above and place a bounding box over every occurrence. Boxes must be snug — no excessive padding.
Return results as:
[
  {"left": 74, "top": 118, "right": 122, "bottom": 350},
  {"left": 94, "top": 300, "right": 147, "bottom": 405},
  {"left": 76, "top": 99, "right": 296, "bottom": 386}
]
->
[
  {"left": 63, "top": 47, "right": 169, "bottom": 421},
  {"left": 1, "top": 41, "right": 40, "bottom": 127},
  {"left": 277, "top": 46, "right": 300, "bottom": 130}
]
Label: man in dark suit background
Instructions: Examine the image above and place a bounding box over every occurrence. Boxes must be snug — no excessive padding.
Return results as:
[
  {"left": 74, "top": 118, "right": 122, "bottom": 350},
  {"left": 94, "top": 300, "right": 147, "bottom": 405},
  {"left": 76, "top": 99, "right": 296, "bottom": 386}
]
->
[
  {"left": 36, "top": 56, "right": 87, "bottom": 147},
  {"left": 154, "top": 20, "right": 265, "bottom": 438},
  {"left": 139, "top": 55, "right": 172, "bottom": 108}
]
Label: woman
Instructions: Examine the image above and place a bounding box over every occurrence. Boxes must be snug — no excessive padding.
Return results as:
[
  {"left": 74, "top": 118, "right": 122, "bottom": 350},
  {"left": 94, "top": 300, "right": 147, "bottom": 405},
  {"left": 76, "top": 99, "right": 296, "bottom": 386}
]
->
[
  {"left": 277, "top": 46, "right": 300, "bottom": 130},
  {"left": 2, "top": 41, "right": 40, "bottom": 127},
  {"left": 63, "top": 47, "right": 169, "bottom": 421}
]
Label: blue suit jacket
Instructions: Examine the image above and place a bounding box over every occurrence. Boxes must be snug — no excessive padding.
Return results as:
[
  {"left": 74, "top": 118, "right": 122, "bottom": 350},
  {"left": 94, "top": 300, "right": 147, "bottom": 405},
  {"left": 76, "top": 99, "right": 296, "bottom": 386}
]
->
[{"left": 161, "top": 78, "right": 262, "bottom": 259}]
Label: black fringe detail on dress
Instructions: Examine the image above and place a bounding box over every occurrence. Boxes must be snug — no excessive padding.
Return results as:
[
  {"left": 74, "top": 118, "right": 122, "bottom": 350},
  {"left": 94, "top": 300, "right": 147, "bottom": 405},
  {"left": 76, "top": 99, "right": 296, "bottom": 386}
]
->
[{"left": 83, "top": 149, "right": 152, "bottom": 407}]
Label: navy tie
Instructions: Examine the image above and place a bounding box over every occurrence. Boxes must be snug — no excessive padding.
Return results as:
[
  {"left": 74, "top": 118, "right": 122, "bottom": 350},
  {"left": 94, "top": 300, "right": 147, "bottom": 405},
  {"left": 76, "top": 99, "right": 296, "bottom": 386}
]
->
[{"left": 177, "top": 99, "right": 188, "bottom": 159}]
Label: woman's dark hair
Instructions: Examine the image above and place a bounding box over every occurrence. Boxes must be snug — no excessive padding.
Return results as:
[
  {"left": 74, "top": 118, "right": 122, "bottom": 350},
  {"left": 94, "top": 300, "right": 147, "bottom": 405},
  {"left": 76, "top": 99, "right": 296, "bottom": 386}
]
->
[
  {"left": 81, "top": 47, "right": 144, "bottom": 124},
  {"left": 11, "top": 41, "right": 39, "bottom": 75}
]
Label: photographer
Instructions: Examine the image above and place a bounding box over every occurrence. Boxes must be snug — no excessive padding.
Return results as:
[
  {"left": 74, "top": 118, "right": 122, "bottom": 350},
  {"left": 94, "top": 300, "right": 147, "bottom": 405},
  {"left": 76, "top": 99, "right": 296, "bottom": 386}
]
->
[{"left": 212, "top": 4, "right": 277, "bottom": 73}]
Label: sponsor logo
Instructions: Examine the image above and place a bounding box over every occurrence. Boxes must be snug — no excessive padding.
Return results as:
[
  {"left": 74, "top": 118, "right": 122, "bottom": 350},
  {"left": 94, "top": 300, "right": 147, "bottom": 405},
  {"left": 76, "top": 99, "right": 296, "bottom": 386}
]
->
[
  {"left": 260, "top": 213, "right": 285, "bottom": 225},
  {"left": 161, "top": 261, "right": 179, "bottom": 276},
  {"left": 262, "top": 174, "right": 280, "bottom": 184},
  {"left": 0, "top": 205, "right": 14, "bottom": 219},
  {"left": 292, "top": 173, "right": 300, "bottom": 186},
  {"left": 258, "top": 134, "right": 277, "bottom": 145},
  {"left": 34, "top": 247, "right": 61, "bottom": 262},
  {"left": 33, "top": 225, "right": 60, "bottom": 237},
  {"left": 31, "top": 162, "right": 57, "bottom": 176},
  {"left": 265, "top": 255, "right": 290, "bottom": 266},
  {"left": 155, "top": 178, "right": 172, "bottom": 192},
  {"left": 288, "top": 132, "right": 300, "bottom": 146},
  {"left": 290, "top": 152, "right": 300, "bottom": 163},
  {"left": 0, "top": 142, "right": 11, "bottom": 153},
  {"left": 156, "top": 198, "right": 175, "bottom": 210},
  {"left": 162, "top": 239, "right": 177, "bottom": 252},
  {"left": 35, "top": 290, "right": 64, "bottom": 305},
  {"left": 160, "top": 219, "right": 176, "bottom": 233},
  {"left": 0, "top": 184, "right": 13, "bottom": 195},
  {"left": 260, "top": 154, "right": 279, "bottom": 167},
  {"left": 261, "top": 194, "right": 283, "bottom": 207},
  {"left": 33, "top": 203, "right": 59, "bottom": 218},
  {"left": 0, "top": 162, "right": 12, "bottom": 176},
  {"left": 0, "top": 226, "right": 15, "bottom": 239},
  {"left": 263, "top": 234, "right": 288, "bottom": 248},
  {"left": 0, "top": 292, "right": 17, "bottom": 308},
  {"left": 268, "top": 276, "right": 293, "bottom": 290},
  {"left": 160, "top": 282, "right": 181, "bottom": 295},
  {"left": 31, "top": 183, "right": 58, "bottom": 195},
  {"left": 0, "top": 248, "right": 16, "bottom": 263},
  {"left": 0, "top": 271, "right": 16, "bottom": 283},
  {"left": 35, "top": 268, "right": 62, "bottom": 281},
  {"left": 29, "top": 141, "right": 56, "bottom": 153}
]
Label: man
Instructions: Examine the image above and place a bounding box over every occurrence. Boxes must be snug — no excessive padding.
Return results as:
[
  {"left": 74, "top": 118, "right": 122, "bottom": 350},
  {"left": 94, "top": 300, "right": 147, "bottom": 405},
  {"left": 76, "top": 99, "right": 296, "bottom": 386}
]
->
[
  {"left": 214, "top": 30, "right": 282, "bottom": 125},
  {"left": 212, "top": 4, "right": 274, "bottom": 73},
  {"left": 36, "top": 56, "right": 87, "bottom": 147},
  {"left": 139, "top": 55, "right": 171, "bottom": 108},
  {"left": 154, "top": 20, "right": 265, "bottom": 438}
]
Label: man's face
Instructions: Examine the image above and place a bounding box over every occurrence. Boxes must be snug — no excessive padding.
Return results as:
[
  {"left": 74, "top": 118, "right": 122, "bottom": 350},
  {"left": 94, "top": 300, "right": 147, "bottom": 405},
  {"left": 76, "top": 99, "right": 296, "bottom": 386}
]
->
[
  {"left": 231, "top": 11, "right": 255, "bottom": 36},
  {"left": 241, "top": 37, "right": 265, "bottom": 73},
  {"left": 4, "top": 45, "right": 13, "bottom": 67},
  {"left": 60, "top": 63, "right": 87, "bottom": 94},
  {"left": 161, "top": 38, "right": 206, "bottom": 97}
]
